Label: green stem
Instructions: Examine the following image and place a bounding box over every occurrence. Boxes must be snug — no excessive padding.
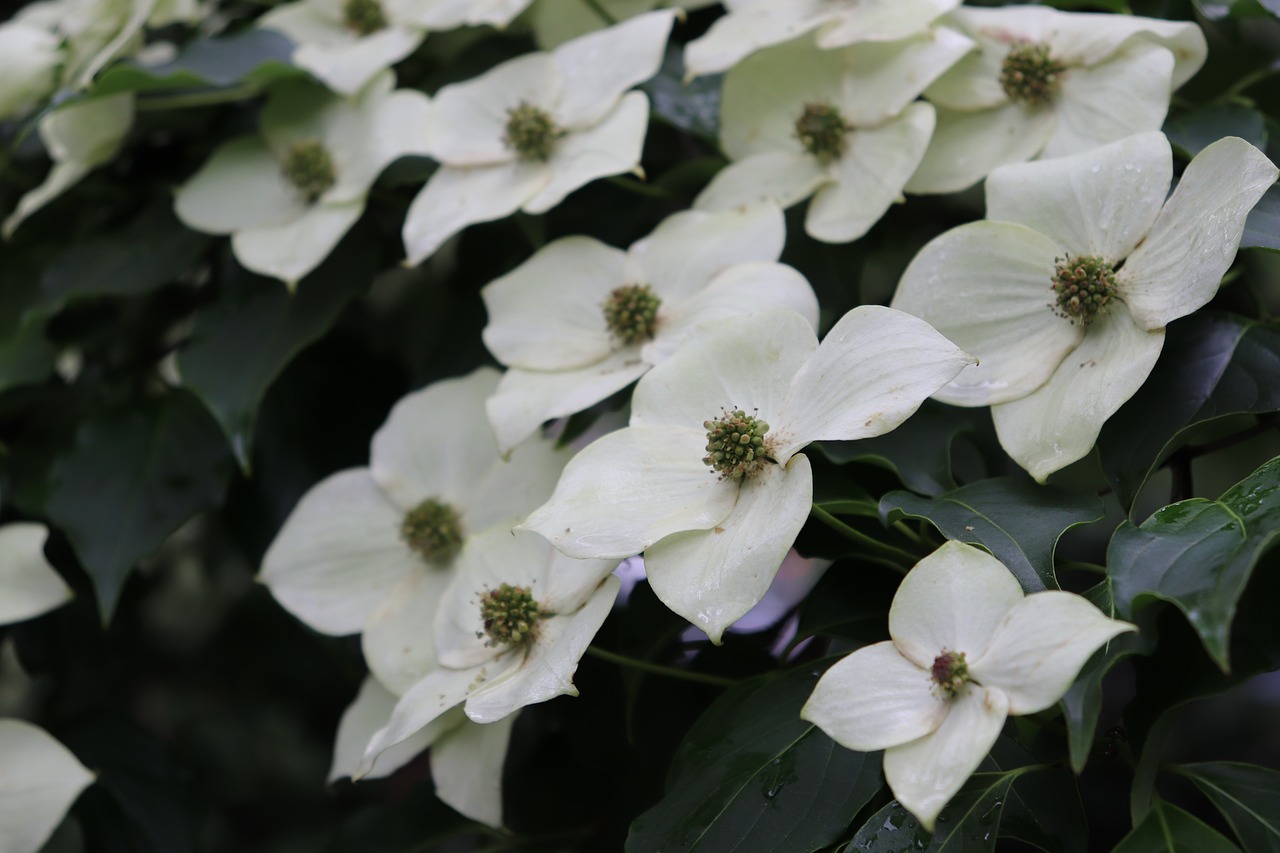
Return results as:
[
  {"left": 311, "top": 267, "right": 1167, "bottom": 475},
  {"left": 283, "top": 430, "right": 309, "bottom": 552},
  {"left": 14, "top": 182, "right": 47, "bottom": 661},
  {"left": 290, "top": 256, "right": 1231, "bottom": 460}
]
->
[
  {"left": 891, "top": 519, "right": 928, "bottom": 548},
  {"left": 605, "top": 175, "right": 682, "bottom": 200},
  {"left": 135, "top": 84, "right": 261, "bottom": 111},
  {"left": 580, "top": 0, "right": 619, "bottom": 25},
  {"left": 810, "top": 504, "right": 918, "bottom": 568},
  {"left": 586, "top": 645, "right": 737, "bottom": 687}
]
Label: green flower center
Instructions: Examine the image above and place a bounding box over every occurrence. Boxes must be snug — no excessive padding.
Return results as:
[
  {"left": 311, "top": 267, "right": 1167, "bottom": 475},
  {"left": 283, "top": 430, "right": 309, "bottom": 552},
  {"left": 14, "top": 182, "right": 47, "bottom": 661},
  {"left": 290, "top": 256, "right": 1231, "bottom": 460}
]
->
[
  {"left": 999, "top": 42, "right": 1066, "bottom": 107},
  {"left": 281, "top": 140, "right": 337, "bottom": 201},
  {"left": 794, "top": 102, "right": 851, "bottom": 163},
  {"left": 931, "top": 649, "right": 969, "bottom": 698},
  {"left": 503, "top": 102, "right": 562, "bottom": 162},
  {"left": 480, "top": 583, "right": 545, "bottom": 648},
  {"left": 400, "top": 498, "right": 464, "bottom": 564},
  {"left": 342, "top": 0, "right": 387, "bottom": 34},
  {"left": 1051, "top": 254, "right": 1118, "bottom": 325},
  {"left": 703, "top": 409, "right": 772, "bottom": 481},
  {"left": 603, "top": 284, "right": 661, "bottom": 346}
]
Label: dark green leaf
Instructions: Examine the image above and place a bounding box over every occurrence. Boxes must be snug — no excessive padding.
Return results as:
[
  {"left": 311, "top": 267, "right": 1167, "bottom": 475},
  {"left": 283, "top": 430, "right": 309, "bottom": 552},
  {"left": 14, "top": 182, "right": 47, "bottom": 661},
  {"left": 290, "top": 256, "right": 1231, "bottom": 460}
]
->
[
  {"left": 1112, "top": 798, "right": 1241, "bottom": 852},
  {"left": 179, "top": 241, "right": 374, "bottom": 470},
  {"left": 1107, "top": 456, "right": 1280, "bottom": 670},
  {"left": 989, "top": 737, "right": 1087, "bottom": 853},
  {"left": 1043, "top": 0, "right": 1129, "bottom": 8},
  {"left": 0, "top": 247, "right": 56, "bottom": 392},
  {"left": 626, "top": 664, "right": 882, "bottom": 853},
  {"left": 1060, "top": 621, "right": 1154, "bottom": 773},
  {"left": 41, "top": 203, "right": 211, "bottom": 305},
  {"left": 1192, "top": 0, "right": 1275, "bottom": 18},
  {"left": 94, "top": 29, "right": 301, "bottom": 95},
  {"left": 1099, "top": 314, "right": 1280, "bottom": 510},
  {"left": 1242, "top": 185, "right": 1280, "bottom": 252},
  {"left": 1176, "top": 762, "right": 1280, "bottom": 852},
  {"left": 641, "top": 45, "right": 721, "bottom": 141},
  {"left": 881, "top": 478, "right": 1103, "bottom": 591},
  {"left": 43, "top": 390, "right": 233, "bottom": 620},
  {"left": 1166, "top": 104, "right": 1268, "bottom": 158}
]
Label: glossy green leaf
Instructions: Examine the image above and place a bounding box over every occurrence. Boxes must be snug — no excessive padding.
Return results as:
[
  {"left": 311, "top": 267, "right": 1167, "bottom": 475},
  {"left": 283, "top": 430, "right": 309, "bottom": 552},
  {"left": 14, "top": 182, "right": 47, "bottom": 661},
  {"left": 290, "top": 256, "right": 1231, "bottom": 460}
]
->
[
  {"left": 1166, "top": 104, "right": 1268, "bottom": 158},
  {"left": 178, "top": 240, "right": 374, "bottom": 471},
  {"left": 43, "top": 390, "right": 233, "bottom": 620},
  {"left": 881, "top": 478, "right": 1103, "bottom": 591},
  {"left": 1098, "top": 314, "right": 1280, "bottom": 510},
  {"left": 626, "top": 665, "right": 882, "bottom": 853},
  {"left": 94, "top": 29, "right": 301, "bottom": 95},
  {"left": 1242, "top": 185, "right": 1280, "bottom": 252},
  {"left": 989, "top": 737, "right": 1087, "bottom": 853},
  {"left": 1113, "top": 798, "right": 1241, "bottom": 852},
  {"left": 641, "top": 45, "right": 721, "bottom": 141},
  {"left": 1107, "top": 456, "right": 1280, "bottom": 671},
  {"left": 1192, "top": 0, "right": 1277, "bottom": 18},
  {"left": 0, "top": 248, "right": 56, "bottom": 392},
  {"left": 1176, "top": 762, "right": 1280, "bottom": 852}
]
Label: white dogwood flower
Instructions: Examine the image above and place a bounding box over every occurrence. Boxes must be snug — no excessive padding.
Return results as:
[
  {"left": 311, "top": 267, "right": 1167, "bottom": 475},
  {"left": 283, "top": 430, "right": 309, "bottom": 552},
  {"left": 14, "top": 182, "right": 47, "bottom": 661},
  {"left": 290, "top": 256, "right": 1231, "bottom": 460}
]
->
[
  {"left": 259, "top": 368, "right": 570, "bottom": 696},
  {"left": 803, "top": 541, "right": 1134, "bottom": 831},
  {"left": 520, "top": 308, "right": 975, "bottom": 642},
  {"left": 683, "top": 0, "right": 961, "bottom": 78},
  {"left": 907, "top": 6, "right": 1206, "bottom": 194},
  {"left": 693, "top": 29, "right": 973, "bottom": 243},
  {"left": 357, "top": 527, "right": 620, "bottom": 776},
  {"left": 175, "top": 72, "right": 430, "bottom": 286},
  {"left": 0, "top": 22, "right": 62, "bottom": 120},
  {"left": 481, "top": 204, "right": 818, "bottom": 453},
  {"left": 892, "top": 132, "right": 1277, "bottom": 481},
  {"left": 0, "top": 720, "right": 96, "bottom": 853},
  {"left": 260, "top": 0, "right": 535, "bottom": 96},
  {"left": 401, "top": 10, "right": 674, "bottom": 266}
]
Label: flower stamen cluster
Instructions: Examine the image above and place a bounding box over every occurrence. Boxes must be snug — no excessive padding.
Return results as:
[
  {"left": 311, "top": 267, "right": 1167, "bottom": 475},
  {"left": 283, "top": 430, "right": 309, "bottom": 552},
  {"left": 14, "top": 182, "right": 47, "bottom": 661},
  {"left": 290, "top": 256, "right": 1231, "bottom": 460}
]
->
[
  {"left": 503, "top": 102, "right": 563, "bottom": 162},
  {"left": 703, "top": 408, "right": 771, "bottom": 480},
  {"left": 1051, "top": 254, "right": 1118, "bottom": 325},
  {"left": 603, "top": 284, "right": 661, "bottom": 345},
  {"left": 930, "top": 648, "right": 970, "bottom": 698},
  {"left": 400, "top": 498, "right": 464, "bottom": 564},
  {"left": 281, "top": 139, "right": 337, "bottom": 201},
  {"left": 479, "top": 583, "right": 544, "bottom": 647},
  {"left": 341, "top": 0, "right": 387, "bottom": 35},
  {"left": 794, "top": 102, "right": 851, "bottom": 163},
  {"left": 999, "top": 42, "right": 1066, "bottom": 107}
]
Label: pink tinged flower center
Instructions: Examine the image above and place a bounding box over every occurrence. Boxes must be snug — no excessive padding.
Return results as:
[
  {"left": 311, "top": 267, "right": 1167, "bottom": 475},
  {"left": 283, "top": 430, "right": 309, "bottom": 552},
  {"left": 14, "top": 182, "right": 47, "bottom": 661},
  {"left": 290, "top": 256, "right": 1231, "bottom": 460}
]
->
[
  {"left": 342, "top": 0, "right": 387, "bottom": 35},
  {"left": 281, "top": 140, "right": 337, "bottom": 201},
  {"left": 794, "top": 102, "right": 851, "bottom": 163},
  {"left": 931, "top": 648, "right": 969, "bottom": 698},
  {"left": 1051, "top": 254, "right": 1118, "bottom": 325},
  {"left": 479, "top": 583, "right": 544, "bottom": 648},
  {"left": 401, "top": 498, "right": 464, "bottom": 565},
  {"left": 503, "top": 102, "right": 563, "bottom": 162},
  {"left": 1000, "top": 42, "right": 1066, "bottom": 107},
  {"left": 703, "top": 408, "right": 772, "bottom": 481},
  {"left": 603, "top": 283, "right": 661, "bottom": 345}
]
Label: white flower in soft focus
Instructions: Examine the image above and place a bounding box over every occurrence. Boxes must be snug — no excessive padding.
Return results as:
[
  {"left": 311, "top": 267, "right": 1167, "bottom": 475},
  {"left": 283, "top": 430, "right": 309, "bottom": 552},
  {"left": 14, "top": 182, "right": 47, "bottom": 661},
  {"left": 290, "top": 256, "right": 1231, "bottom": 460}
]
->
[
  {"left": 357, "top": 527, "right": 619, "bottom": 777},
  {"left": 907, "top": 5, "right": 1207, "bottom": 194},
  {"left": 519, "top": 308, "right": 975, "bottom": 642},
  {"left": 529, "top": 0, "right": 714, "bottom": 48},
  {"left": 683, "top": 0, "right": 960, "bottom": 79},
  {"left": 4, "top": 95, "right": 134, "bottom": 238},
  {"left": 400, "top": 10, "right": 674, "bottom": 266},
  {"left": 174, "top": 71, "right": 430, "bottom": 287},
  {"left": 0, "top": 22, "right": 62, "bottom": 120},
  {"left": 16, "top": 0, "right": 154, "bottom": 90},
  {"left": 0, "top": 720, "right": 96, "bottom": 853},
  {"left": 802, "top": 541, "right": 1134, "bottom": 831},
  {"left": 259, "top": 0, "right": 534, "bottom": 96},
  {"left": 693, "top": 29, "right": 972, "bottom": 243},
  {"left": 892, "top": 132, "right": 1277, "bottom": 482},
  {"left": 481, "top": 203, "right": 819, "bottom": 453}
]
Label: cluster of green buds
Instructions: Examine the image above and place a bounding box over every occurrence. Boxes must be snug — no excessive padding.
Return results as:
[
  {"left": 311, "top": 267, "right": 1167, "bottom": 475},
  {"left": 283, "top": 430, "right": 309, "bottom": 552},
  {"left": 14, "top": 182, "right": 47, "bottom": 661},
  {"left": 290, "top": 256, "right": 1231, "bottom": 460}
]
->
[
  {"left": 400, "top": 498, "right": 464, "bottom": 564},
  {"left": 503, "top": 102, "right": 563, "bottom": 162},
  {"left": 480, "top": 583, "right": 545, "bottom": 648},
  {"left": 341, "top": 0, "right": 387, "bottom": 34},
  {"left": 603, "top": 284, "right": 661, "bottom": 345},
  {"left": 703, "top": 409, "right": 771, "bottom": 480},
  {"left": 999, "top": 42, "right": 1066, "bottom": 107},
  {"left": 931, "top": 649, "right": 970, "bottom": 698},
  {"left": 794, "top": 102, "right": 851, "bottom": 163},
  {"left": 1051, "top": 254, "right": 1118, "bottom": 325},
  {"left": 281, "top": 139, "right": 337, "bottom": 201}
]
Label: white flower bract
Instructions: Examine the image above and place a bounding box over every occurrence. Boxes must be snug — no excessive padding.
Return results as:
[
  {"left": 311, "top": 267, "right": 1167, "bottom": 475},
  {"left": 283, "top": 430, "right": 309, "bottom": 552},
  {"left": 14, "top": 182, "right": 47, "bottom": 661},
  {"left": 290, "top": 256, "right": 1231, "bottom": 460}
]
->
[
  {"left": 481, "top": 203, "right": 818, "bottom": 453},
  {"left": 892, "top": 131, "right": 1278, "bottom": 481},
  {"left": 519, "top": 308, "right": 975, "bottom": 642},
  {"left": 802, "top": 541, "right": 1135, "bottom": 832}
]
